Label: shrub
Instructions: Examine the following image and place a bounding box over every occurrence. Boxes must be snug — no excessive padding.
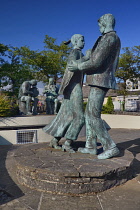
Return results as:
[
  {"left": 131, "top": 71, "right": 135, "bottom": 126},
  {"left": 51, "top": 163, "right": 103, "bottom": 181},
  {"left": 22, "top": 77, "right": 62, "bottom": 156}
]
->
[
  {"left": 0, "top": 94, "right": 19, "bottom": 117},
  {"left": 102, "top": 96, "right": 114, "bottom": 114}
]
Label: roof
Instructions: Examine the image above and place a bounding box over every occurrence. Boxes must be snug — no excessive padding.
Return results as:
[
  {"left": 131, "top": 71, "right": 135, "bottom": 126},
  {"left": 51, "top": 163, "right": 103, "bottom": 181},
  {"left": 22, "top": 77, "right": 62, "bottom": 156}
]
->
[
  {"left": 105, "top": 89, "right": 118, "bottom": 97},
  {"left": 82, "top": 85, "right": 118, "bottom": 98}
]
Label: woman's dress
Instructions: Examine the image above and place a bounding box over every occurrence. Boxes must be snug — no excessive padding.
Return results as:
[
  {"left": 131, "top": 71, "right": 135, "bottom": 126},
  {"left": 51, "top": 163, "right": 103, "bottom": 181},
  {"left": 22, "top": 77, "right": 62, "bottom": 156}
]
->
[{"left": 43, "top": 49, "right": 85, "bottom": 140}]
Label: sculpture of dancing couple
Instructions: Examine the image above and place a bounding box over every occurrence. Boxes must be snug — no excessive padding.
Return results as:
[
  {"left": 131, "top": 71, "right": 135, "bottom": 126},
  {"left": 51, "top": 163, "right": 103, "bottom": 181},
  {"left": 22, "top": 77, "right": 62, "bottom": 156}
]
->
[{"left": 43, "top": 13, "right": 121, "bottom": 159}]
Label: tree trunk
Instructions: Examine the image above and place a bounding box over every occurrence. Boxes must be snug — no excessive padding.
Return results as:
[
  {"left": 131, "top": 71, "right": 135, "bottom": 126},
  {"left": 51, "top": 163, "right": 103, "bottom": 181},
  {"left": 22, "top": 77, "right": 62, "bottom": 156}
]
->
[{"left": 122, "top": 95, "right": 125, "bottom": 111}]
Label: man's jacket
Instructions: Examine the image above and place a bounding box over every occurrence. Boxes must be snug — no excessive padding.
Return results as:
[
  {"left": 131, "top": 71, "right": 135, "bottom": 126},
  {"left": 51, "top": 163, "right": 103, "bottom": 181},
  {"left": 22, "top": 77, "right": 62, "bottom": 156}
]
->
[{"left": 78, "top": 31, "right": 121, "bottom": 89}]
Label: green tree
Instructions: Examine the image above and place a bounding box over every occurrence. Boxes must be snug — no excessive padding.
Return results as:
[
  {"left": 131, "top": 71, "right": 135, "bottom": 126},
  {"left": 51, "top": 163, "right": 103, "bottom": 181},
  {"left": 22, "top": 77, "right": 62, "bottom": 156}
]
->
[
  {"left": 0, "top": 43, "right": 8, "bottom": 69},
  {"left": 115, "top": 46, "right": 140, "bottom": 110},
  {"left": 0, "top": 35, "right": 71, "bottom": 96},
  {"left": 0, "top": 43, "right": 8, "bottom": 56},
  {"left": 17, "top": 35, "right": 71, "bottom": 83},
  {"left": 0, "top": 46, "right": 33, "bottom": 96}
]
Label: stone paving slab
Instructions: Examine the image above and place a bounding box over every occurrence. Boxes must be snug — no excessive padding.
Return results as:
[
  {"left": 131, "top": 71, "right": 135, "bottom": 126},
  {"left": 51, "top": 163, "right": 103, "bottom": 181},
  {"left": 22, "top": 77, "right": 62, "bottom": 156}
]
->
[
  {"left": 1, "top": 179, "right": 140, "bottom": 210},
  {"left": 0, "top": 129, "right": 140, "bottom": 209},
  {"left": 40, "top": 193, "right": 102, "bottom": 210},
  {"left": 97, "top": 178, "right": 140, "bottom": 210}
]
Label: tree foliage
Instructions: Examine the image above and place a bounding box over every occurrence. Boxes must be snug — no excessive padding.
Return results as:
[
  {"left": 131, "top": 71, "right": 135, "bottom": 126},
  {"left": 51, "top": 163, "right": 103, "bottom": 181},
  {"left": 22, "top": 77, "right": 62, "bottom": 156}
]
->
[
  {"left": 0, "top": 35, "right": 71, "bottom": 96},
  {"left": 116, "top": 46, "right": 140, "bottom": 82},
  {"left": 17, "top": 35, "right": 71, "bottom": 83},
  {"left": 0, "top": 45, "right": 33, "bottom": 96}
]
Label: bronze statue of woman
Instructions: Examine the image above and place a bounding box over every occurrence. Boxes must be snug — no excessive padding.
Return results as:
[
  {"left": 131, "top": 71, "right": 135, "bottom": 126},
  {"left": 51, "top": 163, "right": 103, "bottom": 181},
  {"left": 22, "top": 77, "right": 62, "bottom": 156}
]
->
[{"left": 43, "top": 34, "right": 90, "bottom": 152}]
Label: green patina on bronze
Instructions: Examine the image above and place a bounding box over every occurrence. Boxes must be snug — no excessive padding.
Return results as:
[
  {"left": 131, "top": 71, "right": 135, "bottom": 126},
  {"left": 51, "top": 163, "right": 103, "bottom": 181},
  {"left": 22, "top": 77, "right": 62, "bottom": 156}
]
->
[
  {"left": 43, "top": 78, "right": 59, "bottom": 115},
  {"left": 43, "top": 14, "right": 121, "bottom": 159},
  {"left": 43, "top": 34, "right": 91, "bottom": 152},
  {"left": 18, "top": 80, "right": 39, "bottom": 115}
]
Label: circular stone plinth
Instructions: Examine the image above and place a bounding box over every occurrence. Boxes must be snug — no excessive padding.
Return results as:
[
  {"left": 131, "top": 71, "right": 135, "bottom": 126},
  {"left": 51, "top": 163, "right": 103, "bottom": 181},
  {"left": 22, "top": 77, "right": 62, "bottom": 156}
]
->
[{"left": 14, "top": 143, "right": 134, "bottom": 195}]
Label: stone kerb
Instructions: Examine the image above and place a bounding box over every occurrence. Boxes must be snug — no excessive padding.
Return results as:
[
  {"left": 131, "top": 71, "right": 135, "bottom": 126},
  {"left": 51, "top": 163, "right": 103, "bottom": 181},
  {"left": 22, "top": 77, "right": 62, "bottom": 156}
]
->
[
  {"left": 1, "top": 114, "right": 140, "bottom": 145},
  {"left": 101, "top": 114, "right": 140, "bottom": 129},
  {"left": 1, "top": 114, "right": 140, "bottom": 129},
  {"left": 0, "top": 115, "right": 86, "bottom": 145},
  {"left": 0, "top": 115, "right": 54, "bottom": 128},
  {"left": 0, "top": 116, "right": 55, "bottom": 145}
]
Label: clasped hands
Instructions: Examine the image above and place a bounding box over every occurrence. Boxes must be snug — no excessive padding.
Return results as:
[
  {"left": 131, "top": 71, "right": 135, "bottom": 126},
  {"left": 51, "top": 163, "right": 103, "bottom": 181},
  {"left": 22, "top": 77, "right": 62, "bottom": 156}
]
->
[{"left": 67, "top": 61, "right": 79, "bottom": 72}]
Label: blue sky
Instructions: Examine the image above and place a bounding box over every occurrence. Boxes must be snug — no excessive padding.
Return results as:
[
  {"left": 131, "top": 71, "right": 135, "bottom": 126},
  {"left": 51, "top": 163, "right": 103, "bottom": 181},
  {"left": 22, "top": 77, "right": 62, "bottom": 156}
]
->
[
  {"left": 1, "top": 0, "right": 140, "bottom": 53},
  {"left": 1, "top": 0, "right": 140, "bottom": 93}
]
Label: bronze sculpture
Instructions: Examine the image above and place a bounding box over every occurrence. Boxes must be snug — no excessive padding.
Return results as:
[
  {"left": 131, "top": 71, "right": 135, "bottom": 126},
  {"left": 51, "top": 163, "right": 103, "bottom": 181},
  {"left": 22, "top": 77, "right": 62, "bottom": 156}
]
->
[
  {"left": 43, "top": 78, "right": 59, "bottom": 115},
  {"left": 18, "top": 80, "right": 39, "bottom": 115},
  {"left": 43, "top": 34, "right": 90, "bottom": 152}
]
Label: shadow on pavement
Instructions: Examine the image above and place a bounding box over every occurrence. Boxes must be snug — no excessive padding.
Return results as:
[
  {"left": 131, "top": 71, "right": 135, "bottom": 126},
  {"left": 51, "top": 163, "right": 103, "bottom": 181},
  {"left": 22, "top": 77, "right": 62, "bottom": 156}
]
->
[
  {"left": 117, "top": 138, "right": 140, "bottom": 177},
  {"left": 117, "top": 138, "right": 140, "bottom": 157},
  {"left": 0, "top": 145, "right": 24, "bottom": 205}
]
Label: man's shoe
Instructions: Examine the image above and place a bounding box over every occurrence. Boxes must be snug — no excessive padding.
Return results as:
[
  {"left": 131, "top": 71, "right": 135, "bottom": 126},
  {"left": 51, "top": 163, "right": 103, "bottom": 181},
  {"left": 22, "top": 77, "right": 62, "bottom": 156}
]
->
[
  {"left": 78, "top": 147, "right": 97, "bottom": 155},
  {"left": 33, "top": 112, "right": 38, "bottom": 115},
  {"left": 49, "top": 138, "right": 61, "bottom": 149},
  {"left": 62, "top": 145, "right": 75, "bottom": 153},
  {"left": 98, "top": 147, "right": 119, "bottom": 159}
]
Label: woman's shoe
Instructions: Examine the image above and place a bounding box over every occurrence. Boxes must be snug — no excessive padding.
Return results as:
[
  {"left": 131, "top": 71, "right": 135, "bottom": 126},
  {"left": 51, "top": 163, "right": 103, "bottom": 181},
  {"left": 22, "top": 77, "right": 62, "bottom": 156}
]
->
[
  {"left": 62, "top": 144, "right": 75, "bottom": 153},
  {"left": 49, "top": 138, "right": 61, "bottom": 149}
]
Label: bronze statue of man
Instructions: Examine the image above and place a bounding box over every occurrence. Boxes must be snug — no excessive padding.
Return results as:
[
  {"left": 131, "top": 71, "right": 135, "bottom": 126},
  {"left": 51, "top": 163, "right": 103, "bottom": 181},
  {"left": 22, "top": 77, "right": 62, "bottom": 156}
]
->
[
  {"left": 68, "top": 14, "right": 121, "bottom": 159},
  {"left": 18, "top": 80, "right": 39, "bottom": 115}
]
